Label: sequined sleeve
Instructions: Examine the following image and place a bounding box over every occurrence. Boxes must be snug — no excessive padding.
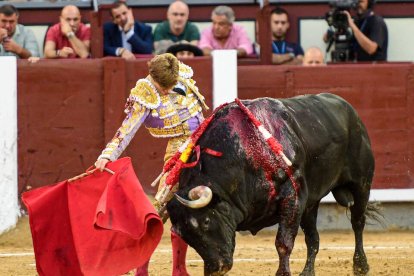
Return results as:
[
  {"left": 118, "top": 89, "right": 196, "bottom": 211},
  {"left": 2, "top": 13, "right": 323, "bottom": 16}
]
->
[{"left": 98, "top": 101, "right": 150, "bottom": 161}]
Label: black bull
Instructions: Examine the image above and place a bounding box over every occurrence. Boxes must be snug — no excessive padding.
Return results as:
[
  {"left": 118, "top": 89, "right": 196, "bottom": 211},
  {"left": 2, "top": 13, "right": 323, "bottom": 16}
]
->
[{"left": 167, "top": 93, "right": 376, "bottom": 276}]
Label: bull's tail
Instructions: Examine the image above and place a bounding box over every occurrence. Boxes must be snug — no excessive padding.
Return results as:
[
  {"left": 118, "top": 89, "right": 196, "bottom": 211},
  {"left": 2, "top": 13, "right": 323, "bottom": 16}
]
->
[
  {"left": 365, "top": 201, "right": 386, "bottom": 228},
  {"left": 342, "top": 200, "right": 386, "bottom": 228}
]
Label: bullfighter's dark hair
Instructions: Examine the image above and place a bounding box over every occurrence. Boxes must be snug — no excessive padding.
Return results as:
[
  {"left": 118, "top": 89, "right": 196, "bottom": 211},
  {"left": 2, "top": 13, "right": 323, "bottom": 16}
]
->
[{"left": 0, "top": 4, "right": 19, "bottom": 17}]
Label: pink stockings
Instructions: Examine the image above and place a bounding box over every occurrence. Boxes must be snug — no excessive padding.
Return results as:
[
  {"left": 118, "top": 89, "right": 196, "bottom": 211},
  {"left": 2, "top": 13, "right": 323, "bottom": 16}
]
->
[{"left": 135, "top": 231, "right": 189, "bottom": 276}]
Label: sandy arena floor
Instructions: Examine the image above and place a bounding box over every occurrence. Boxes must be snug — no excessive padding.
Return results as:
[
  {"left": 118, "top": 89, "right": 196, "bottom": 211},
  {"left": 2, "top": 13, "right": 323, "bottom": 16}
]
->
[{"left": 1, "top": 217, "right": 414, "bottom": 276}]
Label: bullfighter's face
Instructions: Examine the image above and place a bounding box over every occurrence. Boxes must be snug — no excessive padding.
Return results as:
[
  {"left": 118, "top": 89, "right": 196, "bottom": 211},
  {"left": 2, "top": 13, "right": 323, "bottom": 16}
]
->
[{"left": 168, "top": 198, "right": 237, "bottom": 275}]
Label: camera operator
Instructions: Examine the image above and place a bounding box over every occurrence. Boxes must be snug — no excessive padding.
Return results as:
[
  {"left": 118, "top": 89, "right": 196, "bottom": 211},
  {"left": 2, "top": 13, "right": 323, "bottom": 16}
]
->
[{"left": 345, "top": 0, "right": 388, "bottom": 61}]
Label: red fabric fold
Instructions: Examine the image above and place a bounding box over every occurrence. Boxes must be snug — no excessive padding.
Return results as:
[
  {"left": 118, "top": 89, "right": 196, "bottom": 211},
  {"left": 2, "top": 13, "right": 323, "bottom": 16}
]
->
[{"left": 22, "top": 157, "right": 163, "bottom": 276}]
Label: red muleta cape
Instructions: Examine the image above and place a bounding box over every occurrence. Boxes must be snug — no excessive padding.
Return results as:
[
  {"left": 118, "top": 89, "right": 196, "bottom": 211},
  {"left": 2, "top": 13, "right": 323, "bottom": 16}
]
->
[{"left": 22, "top": 157, "right": 163, "bottom": 276}]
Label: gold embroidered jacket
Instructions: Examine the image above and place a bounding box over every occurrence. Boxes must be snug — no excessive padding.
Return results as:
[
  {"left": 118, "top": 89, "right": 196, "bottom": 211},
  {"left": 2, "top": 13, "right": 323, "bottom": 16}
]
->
[{"left": 98, "top": 63, "right": 208, "bottom": 161}]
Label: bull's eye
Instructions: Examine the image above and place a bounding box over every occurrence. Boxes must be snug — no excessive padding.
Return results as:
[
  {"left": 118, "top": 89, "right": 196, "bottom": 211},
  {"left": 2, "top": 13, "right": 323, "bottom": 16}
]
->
[
  {"left": 202, "top": 217, "right": 210, "bottom": 230},
  {"left": 189, "top": 216, "right": 199, "bottom": 229}
]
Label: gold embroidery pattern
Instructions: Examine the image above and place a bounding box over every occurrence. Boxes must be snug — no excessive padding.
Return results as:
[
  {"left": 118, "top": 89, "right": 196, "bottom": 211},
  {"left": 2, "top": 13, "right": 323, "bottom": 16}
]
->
[
  {"left": 147, "top": 123, "right": 192, "bottom": 138},
  {"left": 130, "top": 79, "right": 161, "bottom": 109},
  {"left": 178, "top": 62, "right": 193, "bottom": 79},
  {"left": 163, "top": 114, "right": 181, "bottom": 128}
]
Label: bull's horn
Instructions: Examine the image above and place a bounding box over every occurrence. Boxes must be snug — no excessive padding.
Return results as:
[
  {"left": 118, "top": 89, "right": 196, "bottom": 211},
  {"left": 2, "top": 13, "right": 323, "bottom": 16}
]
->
[{"left": 175, "top": 186, "right": 212, "bottom": 209}]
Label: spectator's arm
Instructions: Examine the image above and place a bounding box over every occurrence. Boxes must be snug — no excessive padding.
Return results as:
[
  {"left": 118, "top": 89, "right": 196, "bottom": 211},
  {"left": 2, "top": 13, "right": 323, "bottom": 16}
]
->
[
  {"left": 103, "top": 24, "right": 119, "bottom": 56},
  {"left": 127, "top": 25, "right": 153, "bottom": 54},
  {"left": 44, "top": 41, "right": 74, "bottom": 58},
  {"left": 67, "top": 34, "right": 90, "bottom": 58},
  {"left": 44, "top": 40, "right": 58, "bottom": 58},
  {"left": 24, "top": 29, "right": 40, "bottom": 57},
  {"left": 2, "top": 38, "right": 33, "bottom": 58},
  {"left": 201, "top": 47, "right": 212, "bottom": 56},
  {"left": 236, "top": 48, "right": 247, "bottom": 57},
  {"left": 345, "top": 11, "right": 378, "bottom": 55},
  {"left": 272, "top": 53, "right": 294, "bottom": 64},
  {"left": 198, "top": 28, "right": 213, "bottom": 56},
  {"left": 236, "top": 26, "right": 253, "bottom": 56}
]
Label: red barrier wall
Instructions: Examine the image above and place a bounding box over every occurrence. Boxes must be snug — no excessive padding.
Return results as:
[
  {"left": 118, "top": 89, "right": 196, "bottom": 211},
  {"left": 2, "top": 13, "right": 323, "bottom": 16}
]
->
[{"left": 17, "top": 60, "right": 414, "bottom": 198}]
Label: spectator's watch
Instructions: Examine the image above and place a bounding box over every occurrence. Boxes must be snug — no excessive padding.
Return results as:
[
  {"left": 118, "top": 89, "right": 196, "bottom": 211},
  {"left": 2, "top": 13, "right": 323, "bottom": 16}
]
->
[
  {"left": 289, "top": 52, "right": 295, "bottom": 59},
  {"left": 66, "top": 32, "right": 75, "bottom": 39}
]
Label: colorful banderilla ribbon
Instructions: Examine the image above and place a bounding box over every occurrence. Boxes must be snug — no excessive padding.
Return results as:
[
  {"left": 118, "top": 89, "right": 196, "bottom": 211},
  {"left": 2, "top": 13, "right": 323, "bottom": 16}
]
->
[{"left": 154, "top": 103, "right": 228, "bottom": 204}]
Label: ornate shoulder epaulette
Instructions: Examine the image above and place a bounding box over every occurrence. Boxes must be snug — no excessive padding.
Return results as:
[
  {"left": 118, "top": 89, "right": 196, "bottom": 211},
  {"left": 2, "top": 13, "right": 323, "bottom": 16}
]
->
[
  {"left": 181, "top": 78, "right": 209, "bottom": 111},
  {"left": 129, "top": 78, "right": 161, "bottom": 109},
  {"left": 179, "top": 62, "right": 193, "bottom": 79}
]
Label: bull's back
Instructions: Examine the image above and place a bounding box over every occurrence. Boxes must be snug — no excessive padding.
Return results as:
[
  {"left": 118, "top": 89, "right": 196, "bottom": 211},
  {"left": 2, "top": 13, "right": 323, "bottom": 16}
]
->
[{"left": 270, "top": 93, "right": 372, "bottom": 200}]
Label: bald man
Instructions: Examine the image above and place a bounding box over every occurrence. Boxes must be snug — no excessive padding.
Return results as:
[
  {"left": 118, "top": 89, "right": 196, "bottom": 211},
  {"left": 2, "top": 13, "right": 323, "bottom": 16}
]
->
[
  {"left": 153, "top": 0, "right": 200, "bottom": 54},
  {"left": 44, "top": 5, "right": 90, "bottom": 58},
  {"left": 303, "top": 47, "right": 325, "bottom": 66}
]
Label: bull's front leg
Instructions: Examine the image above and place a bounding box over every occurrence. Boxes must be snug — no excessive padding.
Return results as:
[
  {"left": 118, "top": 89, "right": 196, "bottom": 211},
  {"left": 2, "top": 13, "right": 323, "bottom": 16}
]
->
[{"left": 275, "top": 197, "right": 301, "bottom": 276}]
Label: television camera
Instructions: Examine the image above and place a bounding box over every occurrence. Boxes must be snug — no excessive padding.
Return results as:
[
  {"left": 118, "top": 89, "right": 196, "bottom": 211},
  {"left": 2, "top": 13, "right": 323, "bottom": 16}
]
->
[{"left": 325, "top": 0, "right": 358, "bottom": 62}]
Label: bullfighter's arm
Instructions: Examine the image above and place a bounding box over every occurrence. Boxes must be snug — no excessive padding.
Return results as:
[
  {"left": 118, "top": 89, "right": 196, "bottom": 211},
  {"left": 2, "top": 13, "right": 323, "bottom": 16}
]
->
[
  {"left": 97, "top": 79, "right": 160, "bottom": 161},
  {"left": 98, "top": 101, "right": 150, "bottom": 161}
]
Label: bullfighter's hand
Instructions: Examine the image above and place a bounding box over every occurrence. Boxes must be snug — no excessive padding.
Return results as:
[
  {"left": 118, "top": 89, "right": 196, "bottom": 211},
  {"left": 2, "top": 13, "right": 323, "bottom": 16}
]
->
[{"left": 95, "top": 158, "right": 110, "bottom": 172}]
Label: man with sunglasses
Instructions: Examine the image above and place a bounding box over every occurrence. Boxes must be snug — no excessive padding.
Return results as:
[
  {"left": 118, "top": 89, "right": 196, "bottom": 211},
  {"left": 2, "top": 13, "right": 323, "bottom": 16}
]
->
[{"left": 153, "top": 0, "right": 200, "bottom": 54}]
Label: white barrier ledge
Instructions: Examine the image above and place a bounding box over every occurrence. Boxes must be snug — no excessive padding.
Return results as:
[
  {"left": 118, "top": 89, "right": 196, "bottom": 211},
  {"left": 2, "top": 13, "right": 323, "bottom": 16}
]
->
[
  {"left": 0, "top": 57, "right": 19, "bottom": 234},
  {"left": 321, "top": 189, "right": 414, "bottom": 203}
]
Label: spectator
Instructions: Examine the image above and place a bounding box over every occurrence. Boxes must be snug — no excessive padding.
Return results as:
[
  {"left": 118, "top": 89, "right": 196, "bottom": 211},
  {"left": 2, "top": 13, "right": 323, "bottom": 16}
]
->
[
  {"left": 198, "top": 5, "right": 253, "bottom": 57},
  {"left": 303, "top": 47, "right": 325, "bottom": 66},
  {"left": 166, "top": 41, "right": 203, "bottom": 59},
  {"left": 44, "top": 5, "right": 90, "bottom": 59},
  {"left": 344, "top": 0, "right": 387, "bottom": 61},
  {"left": 103, "top": 1, "right": 153, "bottom": 60},
  {"left": 270, "top": 7, "right": 304, "bottom": 65},
  {"left": 153, "top": 0, "right": 199, "bottom": 54},
  {"left": 0, "top": 4, "right": 39, "bottom": 58}
]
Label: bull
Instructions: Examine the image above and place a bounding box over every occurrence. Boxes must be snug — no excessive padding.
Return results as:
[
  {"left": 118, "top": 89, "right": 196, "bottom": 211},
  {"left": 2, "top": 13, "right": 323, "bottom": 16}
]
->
[{"left": 167, "top": 93, "right": 377, "bottom": 276}]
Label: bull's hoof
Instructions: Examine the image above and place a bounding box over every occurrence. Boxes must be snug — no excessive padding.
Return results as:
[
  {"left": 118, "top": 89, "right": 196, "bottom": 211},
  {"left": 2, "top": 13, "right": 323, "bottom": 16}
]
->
[
  {"left": 353, "top": 253, "right": 369, "bottom": 275},
  {"left": 299, "top": 269, "right": 315, "bottom": 276},
  {"left": 276, "top": 271, "right": 291, "bottom": 276},
  {"left": 353, "top": 265, "right": 369, "bottom": 276}
]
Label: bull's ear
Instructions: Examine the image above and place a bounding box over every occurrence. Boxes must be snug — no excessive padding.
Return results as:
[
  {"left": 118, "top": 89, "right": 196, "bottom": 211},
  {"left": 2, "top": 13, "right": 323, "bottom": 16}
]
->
[{"left": 216, "top": 201, "right": 232, "bottom": 216}]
